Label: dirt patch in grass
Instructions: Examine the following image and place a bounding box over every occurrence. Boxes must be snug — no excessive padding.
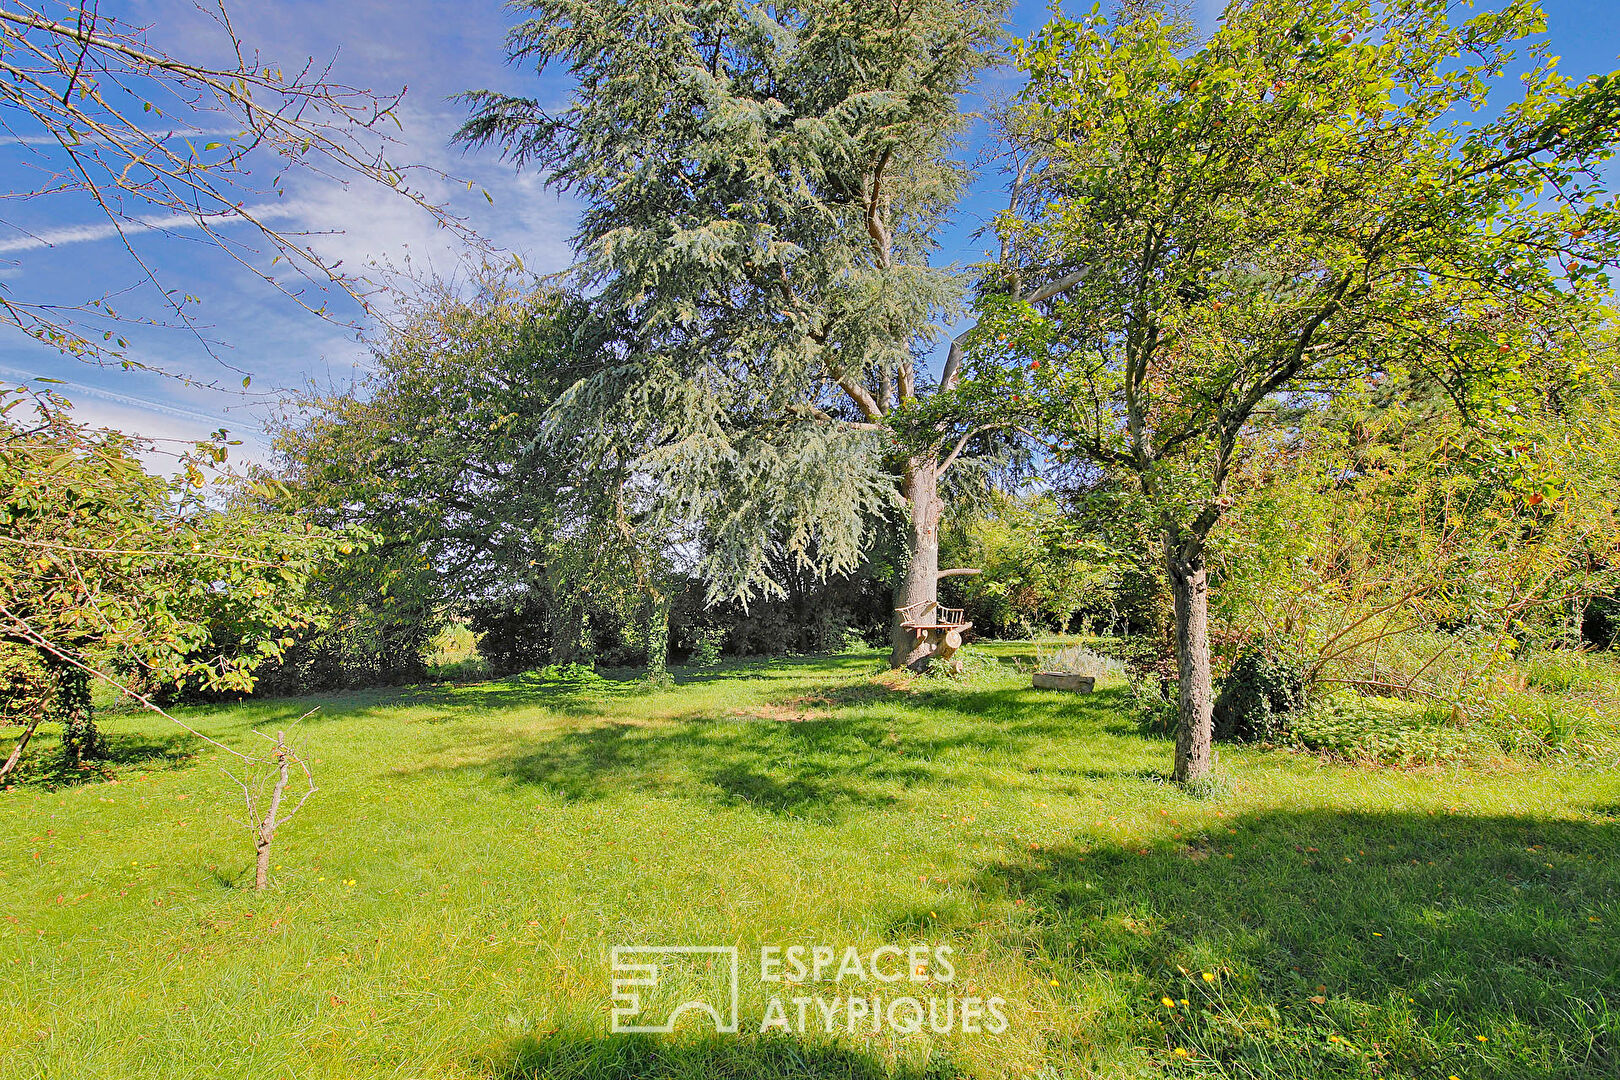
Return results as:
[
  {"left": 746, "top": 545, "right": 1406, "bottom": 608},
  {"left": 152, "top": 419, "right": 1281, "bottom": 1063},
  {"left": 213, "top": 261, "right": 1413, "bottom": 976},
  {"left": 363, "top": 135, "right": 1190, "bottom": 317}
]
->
[{"left": 731, "top": 694, "right": 833, "bottom": 723}]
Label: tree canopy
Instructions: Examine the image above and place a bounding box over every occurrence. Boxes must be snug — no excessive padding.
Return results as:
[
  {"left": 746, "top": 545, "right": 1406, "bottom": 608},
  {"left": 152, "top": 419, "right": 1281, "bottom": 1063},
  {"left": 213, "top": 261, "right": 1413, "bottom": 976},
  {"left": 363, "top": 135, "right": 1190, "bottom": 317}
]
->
[
  {"left": 460, "top": 0, "right": 1033, "bottom": 667},
  {"left": 0, "top": 385, "right": 351, "bottom": 778},
  {"left": 979, "top": 0, "right": 1620, "bottom": 778}
]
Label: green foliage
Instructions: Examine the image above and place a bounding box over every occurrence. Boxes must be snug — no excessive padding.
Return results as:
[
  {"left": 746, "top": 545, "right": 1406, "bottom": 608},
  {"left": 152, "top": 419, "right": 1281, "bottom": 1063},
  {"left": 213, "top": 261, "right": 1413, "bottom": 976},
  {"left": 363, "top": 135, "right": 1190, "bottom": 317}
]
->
[
  {"left": 686, "top": 627, "right": 726, "bottom": 669},
  {"left": 977, "top": 0, "right": 1620, "bottom": 775},
  {"left": 54, "top": 663, "right": 99, "bottom": 765},
  {"left": 1205, "top": 363, "right": 1620, "bottom": 705},
  {"left": 460, "top": 0, "right": 1008, "bottom": 606},
  {"left": 467, "top": 593, "right": 557, "bottom": 677},
  {"left": 993, "top": 0, "right": 1620, "bottom": 512},
  {"left": 1278, "top": 666, "right": 1617, "bottom": 765},
  {"left": 1289, "top": 692, "right": 1471, "bottom": 763},
  {"left": 1090, "top": 634, "right": 1178, "bottom": 686},
  {"left": 0, "top": 642, "right": 50, "bottom": 724},
  {"left": 943, "top": 494, "right": 1117, "bottom": 636},
  {"left": 0, "top": 386, "right": 352, "bottom": 769},
  {"left": 1524, "top": 649, "right": 1601, "bottom": 694},
  {"left": 422, "top": 622, "right": 491, "bottom": 684},
  {"left": 276, "top": 269, "right": 683, "bottom": 680},
  {"left": 1130, "top": 673, "right": 1180, "bottom": 738},
  {"left": 1213, "top": 644, "right": 1309, "bottom": 743},
  {"left": 912, "top": 645, "right": 1007, "bottom": 685},
  {"left": 689, "top": 558, "right": 895, "bottom": 658}
]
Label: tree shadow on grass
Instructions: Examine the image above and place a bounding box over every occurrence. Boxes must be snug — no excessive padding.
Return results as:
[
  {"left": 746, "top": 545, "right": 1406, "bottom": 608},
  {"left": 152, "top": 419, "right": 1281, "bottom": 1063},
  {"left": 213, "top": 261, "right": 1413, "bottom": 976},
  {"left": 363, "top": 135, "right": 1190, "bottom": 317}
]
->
[
  {"left": 479, "top": 1032, "right": 964, "bottom": 1080},
  {"left": 3, "top": 729, "right": 198, "bottom": 790},
  {"left": 465, "top": 688, "right": 1132, "bottom": 819},
  {"left": 395, "top": 668, "right": 654, "bottom": 717},
  {"left": 977, "top": 808, "right": 1620, "bottom": 1079},
  {"left": 491, "top": 717, "right": 931, "bottom": 820},
  {"left": 394, "top": 655, "right": 885, "bottom": 717},
  {"left": 409, "top": 673, "right": 1151, "bottom": 821}
]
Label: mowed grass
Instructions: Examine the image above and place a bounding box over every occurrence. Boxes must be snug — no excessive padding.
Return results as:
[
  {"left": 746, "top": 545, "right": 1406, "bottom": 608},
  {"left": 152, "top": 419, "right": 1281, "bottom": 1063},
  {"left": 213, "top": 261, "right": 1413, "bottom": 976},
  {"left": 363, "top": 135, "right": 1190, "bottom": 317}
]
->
[{"left": 0, "top": 648, "right": 1616, "bottom": 1079}]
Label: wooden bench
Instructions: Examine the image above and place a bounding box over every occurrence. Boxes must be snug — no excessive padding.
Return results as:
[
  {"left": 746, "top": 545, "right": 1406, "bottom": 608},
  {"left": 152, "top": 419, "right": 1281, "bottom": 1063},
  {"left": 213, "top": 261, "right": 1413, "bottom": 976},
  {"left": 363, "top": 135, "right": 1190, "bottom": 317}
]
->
[{"left": 895, "top": 601, "right": 973, "bottom": 667}]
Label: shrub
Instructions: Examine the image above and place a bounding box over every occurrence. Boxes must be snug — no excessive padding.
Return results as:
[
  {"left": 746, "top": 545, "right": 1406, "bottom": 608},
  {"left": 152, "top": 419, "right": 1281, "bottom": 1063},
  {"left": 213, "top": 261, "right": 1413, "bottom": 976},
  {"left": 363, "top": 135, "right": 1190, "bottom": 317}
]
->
[
  {"left": 1213, "top": 643, "right": 1307, "bottom": 742},
  {"left": 1088, "top": 634, "right": 1176, "bottom": 685},
  {"left": 468, "top": 594, "right": 555, "bottom": 675},
  {"left": 688, "top": 627, "right": 726, "bottom": 668},
  {"left": 838, "top": 627, "right": 871, "bottom": 654},
  {"left": 917, "top": 649, "right": 1004, "bottom": 684},
  {"left": 1130, "top": 674, "right": 1179, "bottom": 738},
  {"left": 1522, "top": 649, "right": 1599, "bottom": 694}
]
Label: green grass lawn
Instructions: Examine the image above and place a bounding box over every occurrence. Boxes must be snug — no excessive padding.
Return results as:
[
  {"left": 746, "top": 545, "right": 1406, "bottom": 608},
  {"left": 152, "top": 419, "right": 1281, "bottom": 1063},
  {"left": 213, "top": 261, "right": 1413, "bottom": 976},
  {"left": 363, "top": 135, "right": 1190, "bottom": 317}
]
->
[{"left": 1, "top": 648, "right": 1616, "bottom": 1079}]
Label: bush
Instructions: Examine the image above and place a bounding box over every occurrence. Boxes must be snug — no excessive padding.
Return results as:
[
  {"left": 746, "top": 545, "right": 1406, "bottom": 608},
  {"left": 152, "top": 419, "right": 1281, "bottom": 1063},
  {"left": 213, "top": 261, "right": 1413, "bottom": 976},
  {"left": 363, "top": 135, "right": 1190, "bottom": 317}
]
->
[
  {"left": 1213, "top": 643, "right": 1307, "bottom": 742},
  {"left": 1088, "top": 634, "right": 1175, "bottom": 684},
  {"left": 1522, "top": 649, "right": 1600, "bottom": 694},
  {"left": 423, "top": 622, "right": 491, "bottom": 682},
  {"left": 1130, "top": 674, "right": 1178, "bottom": 738},
  {"left": 687, "top": 627, "right": 726, "bottom": 668},
  {"left": 916, "top": 648, "right": 1005, "bottom": 684},
  {"left": 837, "top": 627, "right": 872, "bottom": 654},
  {"left": 249, "top": 610, "right": 433, "bottom": 696},
  {"left": 469, "top": 594, "right": 555, "bottom": 675}
]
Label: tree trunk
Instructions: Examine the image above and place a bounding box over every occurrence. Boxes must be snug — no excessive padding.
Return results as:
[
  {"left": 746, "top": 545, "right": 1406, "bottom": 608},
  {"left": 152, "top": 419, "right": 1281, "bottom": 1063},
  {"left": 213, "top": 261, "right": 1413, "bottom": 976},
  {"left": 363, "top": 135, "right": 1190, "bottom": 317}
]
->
[
  {"left": 0, "top": 717, "right": 43, "bottom": 784},
  {"left": 254, "top": 743, "right": 290, "bottom": 891},
  {"left": 51, "top": 661, "right": 101, "bottom": 767},
  {"left": 1164, "top": 533, "right": 1215, "bottom": 783},
  {"left": 889, "top": 457, "right": 943, "bottom": 670}
]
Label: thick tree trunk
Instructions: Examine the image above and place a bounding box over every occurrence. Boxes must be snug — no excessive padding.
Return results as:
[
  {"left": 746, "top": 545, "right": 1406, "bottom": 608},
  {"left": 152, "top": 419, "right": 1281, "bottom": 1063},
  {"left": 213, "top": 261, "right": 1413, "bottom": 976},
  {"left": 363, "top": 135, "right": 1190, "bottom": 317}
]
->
[
  {"left": 1164, "top": 533, "right": 1215, "bottom": 783},
  {"left": 890, "top": 457, "right": 943, "bottom": 670}
]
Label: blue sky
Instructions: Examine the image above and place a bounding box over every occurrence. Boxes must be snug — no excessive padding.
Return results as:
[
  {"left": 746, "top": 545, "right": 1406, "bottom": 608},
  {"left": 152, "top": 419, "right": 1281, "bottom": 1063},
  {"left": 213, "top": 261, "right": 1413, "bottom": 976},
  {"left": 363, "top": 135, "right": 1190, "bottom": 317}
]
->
[{"left": 2, "top": 0, "right": 1617, "bottom": 465}]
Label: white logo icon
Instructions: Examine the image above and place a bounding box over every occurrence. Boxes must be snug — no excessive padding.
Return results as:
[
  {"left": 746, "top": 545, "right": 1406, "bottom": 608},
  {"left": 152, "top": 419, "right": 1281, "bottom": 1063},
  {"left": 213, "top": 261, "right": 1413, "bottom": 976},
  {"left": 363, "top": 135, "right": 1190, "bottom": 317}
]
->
[{"left": 610, "top": 945, "right": 740, "bottom": 1033}]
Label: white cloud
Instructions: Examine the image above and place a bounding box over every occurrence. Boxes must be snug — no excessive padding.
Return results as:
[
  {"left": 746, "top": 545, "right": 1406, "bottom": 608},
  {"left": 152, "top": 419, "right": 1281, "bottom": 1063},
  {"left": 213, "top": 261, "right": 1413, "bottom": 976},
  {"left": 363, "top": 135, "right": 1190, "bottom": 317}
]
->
[
  {"left": 282, "top": 103, "right": 579, "bottom": 286},
  {"left": 0, "top": 0, "right": 585, "bottom": 453},
  {"left": 0, "top": 202, "right": 313, "bottom": 254},
  {"left": 0, "top": 365, "right": 273, "bottom": 470}
]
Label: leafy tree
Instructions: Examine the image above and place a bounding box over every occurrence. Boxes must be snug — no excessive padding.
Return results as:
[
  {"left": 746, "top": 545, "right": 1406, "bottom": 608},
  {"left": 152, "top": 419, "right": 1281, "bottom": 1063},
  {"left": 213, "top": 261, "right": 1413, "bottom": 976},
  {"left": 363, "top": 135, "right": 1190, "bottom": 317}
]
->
[
  {"left": 940, "top": 492, "right": 1116, "bottom": 637},
  {"left": 460, "top": 0, "right": 1092, "bottom": 669},
  {"left": 0, "top": 386, "right": 350, "bottom": 780},
  {"left": 983, "top": 0, "right": 1620, "bottom": 780},
  {"left": 275, "top": 268, "right": 685, "bottom": 678}
]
